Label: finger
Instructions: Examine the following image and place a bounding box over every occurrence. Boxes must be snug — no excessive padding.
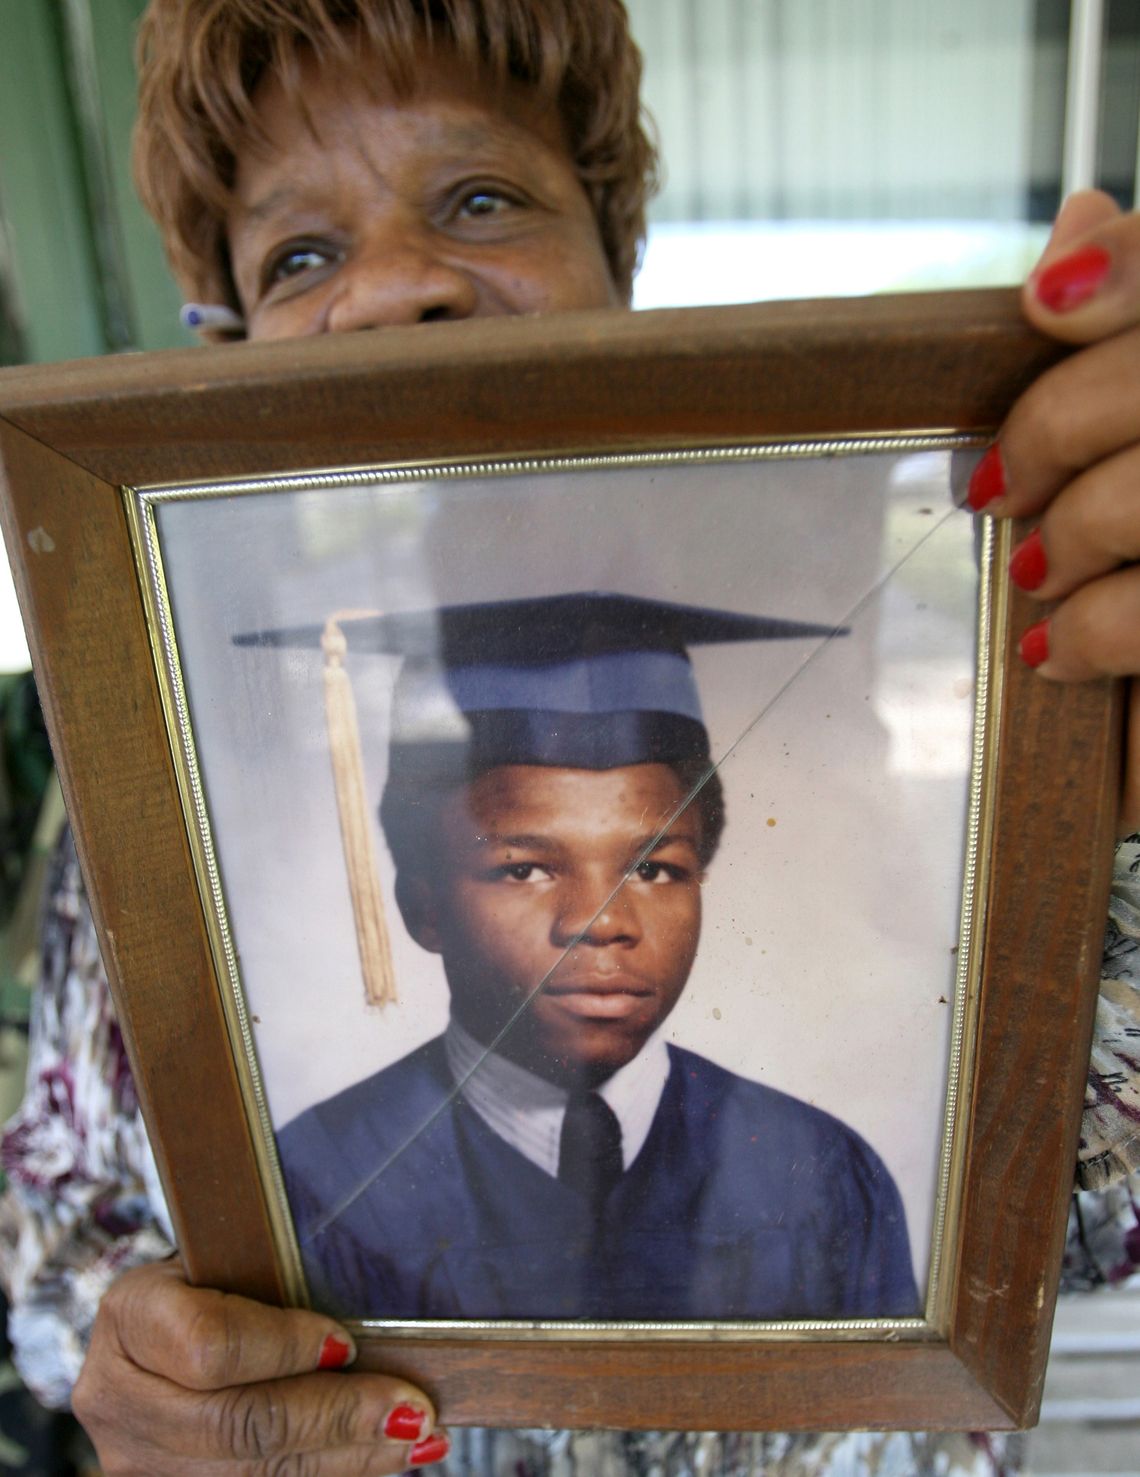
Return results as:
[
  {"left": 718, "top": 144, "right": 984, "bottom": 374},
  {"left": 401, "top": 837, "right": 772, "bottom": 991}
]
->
[
  {"left": 81, "top": 1264, "right": 440, "bottom": 1461},
  {"left": 1021, "top": 191, "right": 1140, "bottom": 344},
  {"left": 78, "top": 1357, "right": 443, "bottom": 1470},
  {"left": 100, "top": 1260, "right": 367, "bottom": 1389},
  {"left": 239, "top": 1430, "right": 452, "bottom": 1476},
  {"left": 1017, "top": 572, "right": 1140, "bottom": 834},
  {"left": 235, "top": 1432, "right": 452, "bottom": 1473},
  {"left": 1007, "top": 442, "right": 1140, "bottom": 602},
  {"left": 1019, "top": 564, "right": 1140, "bottom": 683},
  {"left": 240, "top": 1436, "right": 451, "bottom": 1476},
  {"left": 189, "top": 1371, "right": 441, "bottom": 1463},
  {"left": 965, "top": 326, "right": 1140, "bottom": 517}
]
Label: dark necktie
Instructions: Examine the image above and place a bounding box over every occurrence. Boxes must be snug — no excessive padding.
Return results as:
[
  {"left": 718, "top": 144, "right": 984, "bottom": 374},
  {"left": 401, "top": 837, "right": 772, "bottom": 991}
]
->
[{"left": 558, "top": 1090, "right": 624, "bottom": 1209}]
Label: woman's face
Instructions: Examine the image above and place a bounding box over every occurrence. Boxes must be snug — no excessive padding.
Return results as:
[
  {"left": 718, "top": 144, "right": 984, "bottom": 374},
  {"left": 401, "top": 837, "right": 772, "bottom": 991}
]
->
[{"left": 227, "top": 43, "right": 621, "bottom": 341}]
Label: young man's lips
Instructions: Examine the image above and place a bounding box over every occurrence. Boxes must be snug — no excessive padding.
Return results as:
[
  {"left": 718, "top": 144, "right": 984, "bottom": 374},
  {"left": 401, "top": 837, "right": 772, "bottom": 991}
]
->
[
  {"left": 546, "top": 976, "right": 649, "bottom": 994},
  {"left": 544, "top": 980, "right": 652, "bottom": 1017}
]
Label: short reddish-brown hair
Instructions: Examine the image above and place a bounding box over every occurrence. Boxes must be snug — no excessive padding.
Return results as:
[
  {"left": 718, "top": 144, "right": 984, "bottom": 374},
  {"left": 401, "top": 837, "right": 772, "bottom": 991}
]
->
[{"left": 133, "top": 0, "right": 658, "bottom": 316}]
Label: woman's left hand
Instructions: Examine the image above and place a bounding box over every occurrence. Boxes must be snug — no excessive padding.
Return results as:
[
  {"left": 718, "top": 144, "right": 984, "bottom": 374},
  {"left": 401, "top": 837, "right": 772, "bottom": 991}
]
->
[{"left": 966, "top": 189, "right": 1140, "bottom": 831}]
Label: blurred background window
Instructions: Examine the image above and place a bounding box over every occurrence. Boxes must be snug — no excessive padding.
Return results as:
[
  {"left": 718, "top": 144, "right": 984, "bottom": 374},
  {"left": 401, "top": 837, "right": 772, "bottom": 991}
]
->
[
  {"left": 0, "top": 0, "right": 1137, "bottom": 660},
  {"left": 631, "top": 0, "right": 1139, "bottom": 306},
  {"left": 1, "top": 0, "right": 1137, "bottom": 355}
]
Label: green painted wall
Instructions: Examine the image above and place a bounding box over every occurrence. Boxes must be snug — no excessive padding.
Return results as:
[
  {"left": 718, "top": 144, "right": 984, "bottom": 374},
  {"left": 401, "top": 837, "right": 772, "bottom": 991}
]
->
[{"left": 0, "top": 0, "right": 190, "bottom": 364}]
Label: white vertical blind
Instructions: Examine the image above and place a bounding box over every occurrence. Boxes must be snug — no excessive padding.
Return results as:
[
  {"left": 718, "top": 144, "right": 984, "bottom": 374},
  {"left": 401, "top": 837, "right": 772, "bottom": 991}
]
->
[{"left": 627, "top": 0, "right": 1042, "bottom": 224}]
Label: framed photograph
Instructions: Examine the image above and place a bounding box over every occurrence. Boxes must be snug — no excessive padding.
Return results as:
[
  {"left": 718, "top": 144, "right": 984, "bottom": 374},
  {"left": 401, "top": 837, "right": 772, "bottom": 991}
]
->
[{"left": 0, "top": 290, "right": 1121, "bottom": 1431}]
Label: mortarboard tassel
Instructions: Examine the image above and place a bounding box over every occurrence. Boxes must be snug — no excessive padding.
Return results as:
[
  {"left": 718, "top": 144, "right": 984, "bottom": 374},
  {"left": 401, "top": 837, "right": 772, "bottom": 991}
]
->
[{"left": 321, "top": 612, "right": 398, "bottom": 1008}]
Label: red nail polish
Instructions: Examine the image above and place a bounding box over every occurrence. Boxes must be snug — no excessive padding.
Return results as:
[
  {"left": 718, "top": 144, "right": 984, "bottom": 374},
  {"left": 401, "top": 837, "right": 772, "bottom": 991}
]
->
[
  {"left": 1019, "top": 619, "right": 1050, "bottom": 669},
  {"left": 384, "top": 1403, "right": 427, "bottom": 1441},
  {"left": 967, "top": 445, "right": 1006, "bottom": 511},
  {"left": 1009, "top": 527, "right": 1047, "bottom": 591},
  {"left": 1033, "top": 243, "right": 1111, "bottom": 312},
  {"left": 317, "top": 1334, "right": 352, "bottom": 1370},
  {"left": 409, "top": 1432, "right": 451, "bottom": 1466}
]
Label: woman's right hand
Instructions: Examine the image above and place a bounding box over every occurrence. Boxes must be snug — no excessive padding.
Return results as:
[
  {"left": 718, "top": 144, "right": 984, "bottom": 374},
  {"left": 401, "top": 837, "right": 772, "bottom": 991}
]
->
[{"left": 72, "top": 1259, "right": 449, "bottom": 1474}]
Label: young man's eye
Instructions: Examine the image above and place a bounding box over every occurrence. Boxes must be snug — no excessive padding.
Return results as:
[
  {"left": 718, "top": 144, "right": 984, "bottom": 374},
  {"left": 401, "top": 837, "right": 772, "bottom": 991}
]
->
[
  {"left": 635, "top": 861, "right": 687, "bottom": 884},
  {"left": 494, "top": 861, "right": 549, "bottom": 883}
]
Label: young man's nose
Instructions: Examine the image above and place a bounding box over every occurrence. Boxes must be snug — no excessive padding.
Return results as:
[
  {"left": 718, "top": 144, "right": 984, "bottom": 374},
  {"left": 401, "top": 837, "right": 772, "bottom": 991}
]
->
[
  {"left": 552, "top": 879, "right": 641, "bottom": 948},
  {"left": 325, "top": 237, "right": 480, "bottom": 331}
]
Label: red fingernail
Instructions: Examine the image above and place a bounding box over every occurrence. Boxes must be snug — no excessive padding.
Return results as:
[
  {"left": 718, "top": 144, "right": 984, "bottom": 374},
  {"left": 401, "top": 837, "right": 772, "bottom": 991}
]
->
[
  {"left": 1033, "top": 243, "right": 1111, "bottom": 312},
  {"left": 409, "top": 1432, "right": 451, "bottom": 1466},
  {"left": 384, "top": 1403, "right": 427, "bottom": 1441},
  {"left": 1019, "top": 618, "right": 1050, "bottom": 668},
  {"left": 317, "top": 1334, "right": 353, "bottom": 1370},
  {"left": 1009, "top": 527, "right": 1048, "bottom": 591},
  {"left": 967, "top": 444, "right": 1006, "bottom": 511}
]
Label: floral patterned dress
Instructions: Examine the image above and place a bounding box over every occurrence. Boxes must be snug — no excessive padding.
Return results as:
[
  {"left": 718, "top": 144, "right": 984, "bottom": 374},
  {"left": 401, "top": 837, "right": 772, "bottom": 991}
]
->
[{"left": 0, "top": 828, "right": 1137, "bottom": 1476}]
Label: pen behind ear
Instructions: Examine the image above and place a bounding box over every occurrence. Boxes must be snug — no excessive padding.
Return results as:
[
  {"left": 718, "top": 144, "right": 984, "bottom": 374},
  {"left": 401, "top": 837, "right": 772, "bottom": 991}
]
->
[{"left": 180, "top": 303, "right": 246, "bottom": 334}]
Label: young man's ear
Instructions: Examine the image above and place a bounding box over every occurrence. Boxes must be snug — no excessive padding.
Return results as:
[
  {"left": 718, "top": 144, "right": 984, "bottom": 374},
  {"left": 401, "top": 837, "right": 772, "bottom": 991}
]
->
[{"left": 394, "top": 873, "right": 444, "bottom": 953}]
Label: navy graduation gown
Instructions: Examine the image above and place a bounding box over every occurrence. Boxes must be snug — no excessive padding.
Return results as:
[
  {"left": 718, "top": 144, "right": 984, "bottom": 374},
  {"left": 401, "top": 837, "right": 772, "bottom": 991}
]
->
[{"left": 276, "top": 1039, "right": 918, "bottom": 1321}]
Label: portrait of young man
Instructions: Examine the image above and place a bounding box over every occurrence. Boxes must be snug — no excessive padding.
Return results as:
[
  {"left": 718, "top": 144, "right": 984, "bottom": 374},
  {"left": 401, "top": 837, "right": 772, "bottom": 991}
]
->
[
  {"left": 266, "top": 586, "right": 920, "bottom": 1324},
  {"left": 152, "top": 447, "right": 977, "bottom": 1328}
]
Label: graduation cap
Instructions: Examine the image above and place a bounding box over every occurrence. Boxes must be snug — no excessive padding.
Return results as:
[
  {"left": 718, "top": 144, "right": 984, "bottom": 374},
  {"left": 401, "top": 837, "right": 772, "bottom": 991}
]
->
[{"left": 235, "top": 593, "right": 840, "bottom": 1009}]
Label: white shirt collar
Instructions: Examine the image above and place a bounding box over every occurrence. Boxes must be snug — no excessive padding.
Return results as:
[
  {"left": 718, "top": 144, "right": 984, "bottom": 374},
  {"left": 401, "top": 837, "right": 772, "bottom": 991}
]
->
[{"left": 444, "top": 1015, "right": 671, "bottom": 1180}]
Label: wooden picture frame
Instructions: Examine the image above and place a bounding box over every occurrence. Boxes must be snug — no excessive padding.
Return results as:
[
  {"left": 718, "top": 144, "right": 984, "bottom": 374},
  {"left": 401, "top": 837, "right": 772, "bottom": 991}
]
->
[{"left": 0, "top": 288, "right": 1121, "bottom": 1432}]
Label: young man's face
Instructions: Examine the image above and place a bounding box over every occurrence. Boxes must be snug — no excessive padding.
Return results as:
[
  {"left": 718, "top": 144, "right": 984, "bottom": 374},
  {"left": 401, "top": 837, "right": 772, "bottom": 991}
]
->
[
  {"left": 409, "top": 764, "right": 705, "bottom": 1088},
  {"left": 227, "top": 41, "right": 621, "bottom": 340}
]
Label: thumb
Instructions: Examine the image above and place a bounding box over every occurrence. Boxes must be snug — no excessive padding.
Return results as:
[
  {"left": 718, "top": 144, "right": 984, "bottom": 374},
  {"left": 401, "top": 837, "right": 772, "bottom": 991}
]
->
[{"left": 1021, "top": 189, "right": 1130, "bottom": 343}]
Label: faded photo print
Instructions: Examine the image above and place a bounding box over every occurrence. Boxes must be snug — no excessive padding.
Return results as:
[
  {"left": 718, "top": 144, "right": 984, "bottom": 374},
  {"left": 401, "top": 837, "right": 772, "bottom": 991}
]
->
[{"left": 153, "top": 447, "right": 981, "bottom": 1324}]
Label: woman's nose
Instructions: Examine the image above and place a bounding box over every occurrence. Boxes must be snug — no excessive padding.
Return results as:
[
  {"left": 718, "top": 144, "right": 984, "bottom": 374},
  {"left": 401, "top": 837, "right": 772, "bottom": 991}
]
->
[{"left": 325, "top": 234, "right": 480, "bottom": 331}]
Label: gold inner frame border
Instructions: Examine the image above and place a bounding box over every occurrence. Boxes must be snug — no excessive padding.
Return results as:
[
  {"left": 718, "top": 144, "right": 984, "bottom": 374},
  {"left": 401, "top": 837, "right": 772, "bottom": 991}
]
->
[{"left": 123, "top": 431, "right": 994, "bottom": 1344}]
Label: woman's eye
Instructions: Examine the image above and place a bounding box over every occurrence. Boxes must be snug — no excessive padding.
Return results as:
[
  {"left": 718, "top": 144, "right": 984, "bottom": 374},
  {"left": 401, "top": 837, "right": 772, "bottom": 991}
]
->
[
  {"left": 457, "top": 188, "right": 518, "bottom": 220},
  {"left": 265, "top": 244, "right": 336, "bottom": 287},
  {"left": 635, "top": 861, "right": 683, "bottom": 884},
  {"left": 497, "top": 861, "right": 548, "bottom": 883}
]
